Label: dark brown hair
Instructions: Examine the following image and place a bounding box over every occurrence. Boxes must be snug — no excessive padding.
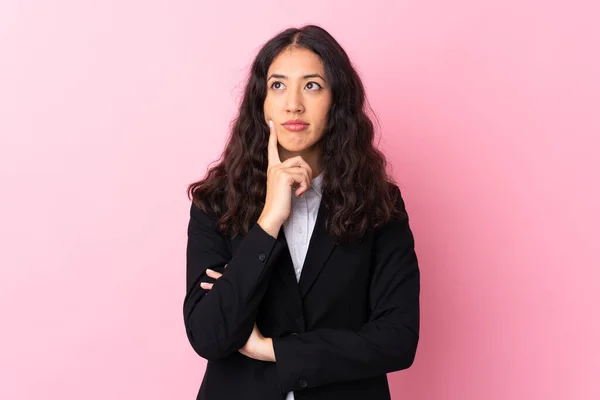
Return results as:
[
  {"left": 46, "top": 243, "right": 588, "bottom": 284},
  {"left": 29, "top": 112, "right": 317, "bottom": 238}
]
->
[{"left": 187, "top": 24, "right": 405, "bottom": 244}]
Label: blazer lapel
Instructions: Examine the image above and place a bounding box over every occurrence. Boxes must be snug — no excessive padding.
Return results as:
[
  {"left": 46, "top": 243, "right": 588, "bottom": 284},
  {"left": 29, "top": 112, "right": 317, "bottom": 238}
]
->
[
  {"left": 298, "top": 200, "right": 338, "bottom": 299},
  {"left": 273, "top": 229, "right": 304, "bottom": 318},
  {"left": 265, "top": 200, "right": 338, "bottom": 329}
]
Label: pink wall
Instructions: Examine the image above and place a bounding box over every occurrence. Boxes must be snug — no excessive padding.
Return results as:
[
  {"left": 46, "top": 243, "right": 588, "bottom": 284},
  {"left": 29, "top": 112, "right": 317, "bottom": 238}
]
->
[{"left": 1, "top": 1, "right": 598, "bottom": 399}]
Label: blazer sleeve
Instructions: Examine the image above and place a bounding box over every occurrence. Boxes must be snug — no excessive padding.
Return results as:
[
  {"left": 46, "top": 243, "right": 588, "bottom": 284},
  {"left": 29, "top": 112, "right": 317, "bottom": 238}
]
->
[
  {"left": 272, "top": 186, "right": 420, "bottom": 393},
  {"left": 183, "top": 202, "right": 286, "bottom": 361}
]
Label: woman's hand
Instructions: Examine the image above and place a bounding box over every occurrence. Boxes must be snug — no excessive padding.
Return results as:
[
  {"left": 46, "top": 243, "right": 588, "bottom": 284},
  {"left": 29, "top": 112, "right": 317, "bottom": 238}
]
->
[
  {"left": 199, "top": 264, "right": 226, "bottom": 291},
  {"left": 200, "top": 267, "right": 276, "bottom": 362},
  {"left": 238, "top": 323, "right": 275, "bottom": 362},
  {"left": 259, "top": 120, "right": 313, "bottom": 233}
]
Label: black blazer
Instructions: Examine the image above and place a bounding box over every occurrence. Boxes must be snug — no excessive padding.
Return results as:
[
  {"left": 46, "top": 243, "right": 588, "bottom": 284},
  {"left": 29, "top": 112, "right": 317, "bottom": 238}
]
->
[{"left": 183, "top": 185, "right": 420, "bottom": 400}]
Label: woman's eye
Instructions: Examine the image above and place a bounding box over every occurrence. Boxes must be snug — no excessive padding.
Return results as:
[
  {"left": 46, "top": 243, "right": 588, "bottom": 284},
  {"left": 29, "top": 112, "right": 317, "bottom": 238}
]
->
[{"left": 270, "top": 81, "right": 323, "bottom": 91}]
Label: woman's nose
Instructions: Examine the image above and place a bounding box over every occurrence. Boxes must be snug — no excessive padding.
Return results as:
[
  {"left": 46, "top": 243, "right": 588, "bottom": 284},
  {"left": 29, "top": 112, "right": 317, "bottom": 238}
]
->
[{"left": 285, "top": 88, "right": 304, "bottom": 113}]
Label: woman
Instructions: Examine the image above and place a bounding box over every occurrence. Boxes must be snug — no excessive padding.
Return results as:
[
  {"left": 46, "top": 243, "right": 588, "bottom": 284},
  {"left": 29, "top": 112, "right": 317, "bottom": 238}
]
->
[{"left": 183, "top": 24, "right": 420, "bottom": 400}]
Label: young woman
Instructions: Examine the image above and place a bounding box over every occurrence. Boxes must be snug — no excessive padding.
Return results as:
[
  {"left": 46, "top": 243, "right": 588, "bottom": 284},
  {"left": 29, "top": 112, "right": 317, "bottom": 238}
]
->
[{"left": 183, "top": 24, "right": 420, "bottom": 400}]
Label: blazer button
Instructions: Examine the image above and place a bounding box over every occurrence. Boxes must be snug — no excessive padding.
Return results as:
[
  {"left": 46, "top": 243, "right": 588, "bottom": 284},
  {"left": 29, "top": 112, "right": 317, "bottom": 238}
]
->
[
  {"left": 291, "top": 332, "right": 298, "bottom": 336},
  {"left": 299, "top": 380, "right": 308, "bottom": 389},
  {"left": 258, "top": 253, "right": 266, "bottom": 261}
]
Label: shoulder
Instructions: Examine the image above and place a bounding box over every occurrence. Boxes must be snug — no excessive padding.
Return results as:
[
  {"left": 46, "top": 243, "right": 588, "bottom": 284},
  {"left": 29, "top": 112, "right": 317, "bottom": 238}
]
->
[
  {"left": 373, "top": 183, "right": 413, "bottom": 241},
  {"left": 386, "top": 182, "right": 408, "bottom": 219},
  {"left": 189, "top": 199, "right": 222, "bottom": 232}
]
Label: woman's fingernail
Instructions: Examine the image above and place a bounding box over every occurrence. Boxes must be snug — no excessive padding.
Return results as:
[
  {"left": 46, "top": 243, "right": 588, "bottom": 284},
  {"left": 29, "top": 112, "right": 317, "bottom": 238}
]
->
[{"left": 206, "top": 269, "right": 213, "bottom": 273}]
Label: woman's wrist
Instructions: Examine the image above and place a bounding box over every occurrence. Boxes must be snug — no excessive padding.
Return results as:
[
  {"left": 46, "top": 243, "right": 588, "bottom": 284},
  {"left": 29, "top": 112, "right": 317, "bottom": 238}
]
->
[
  {"left": 261, "top": 337, "right": 276, "bottom": 362},
  {"left": 257, "top": 214, "right": 282, "bottom": 238}
]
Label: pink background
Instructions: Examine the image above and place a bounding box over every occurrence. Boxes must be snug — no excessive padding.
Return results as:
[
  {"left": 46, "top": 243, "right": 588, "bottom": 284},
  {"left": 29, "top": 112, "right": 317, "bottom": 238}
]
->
[{"left": 1, "top": 1, "right": 598, "bottom": 399}]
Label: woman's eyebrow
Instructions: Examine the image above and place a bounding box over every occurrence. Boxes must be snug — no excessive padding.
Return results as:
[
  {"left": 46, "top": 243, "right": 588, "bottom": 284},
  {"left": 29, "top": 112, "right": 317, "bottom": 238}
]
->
[{"left": 267, "top": 73, "right": 326, "bottom": 81}]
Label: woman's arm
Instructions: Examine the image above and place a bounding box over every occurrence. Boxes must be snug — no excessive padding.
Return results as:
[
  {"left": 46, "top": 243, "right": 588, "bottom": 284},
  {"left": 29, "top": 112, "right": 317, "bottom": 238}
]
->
[
  {"left": 183, "top": 202, "right": 286, "bottom": 361},
  {"left": 272, "top": 187, "right": 420, "bottom": 393}
]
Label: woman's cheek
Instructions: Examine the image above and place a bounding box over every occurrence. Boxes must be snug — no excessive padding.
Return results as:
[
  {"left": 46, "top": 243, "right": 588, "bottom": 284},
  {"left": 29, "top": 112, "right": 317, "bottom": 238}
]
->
[{"left": 264, "top": 104, "right": 272, "bottom": 116}]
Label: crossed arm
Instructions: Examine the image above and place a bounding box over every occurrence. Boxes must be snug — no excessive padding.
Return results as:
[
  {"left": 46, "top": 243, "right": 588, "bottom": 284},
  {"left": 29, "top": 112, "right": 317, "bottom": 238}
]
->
[{"left": 184, "top": 187, "right": 420, "bottom": 393}]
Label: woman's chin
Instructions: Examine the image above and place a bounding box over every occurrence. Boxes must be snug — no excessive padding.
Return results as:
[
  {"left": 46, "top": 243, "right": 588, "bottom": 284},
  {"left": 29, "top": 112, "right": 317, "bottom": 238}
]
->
[
  {"left": 280, "top": 140, "right": 307, "bottom": 152},
  {"left": 281, "top": 135, "right": 315, "bottom": 153},
  {"left": 283, "top": 143, "right": 305, "bottom": 152}
]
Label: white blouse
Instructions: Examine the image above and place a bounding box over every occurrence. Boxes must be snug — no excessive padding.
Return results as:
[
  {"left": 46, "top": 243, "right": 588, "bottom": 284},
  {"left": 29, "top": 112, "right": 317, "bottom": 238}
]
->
[{"left": 281, "top": 171, "right": 323, "bottom": 400}]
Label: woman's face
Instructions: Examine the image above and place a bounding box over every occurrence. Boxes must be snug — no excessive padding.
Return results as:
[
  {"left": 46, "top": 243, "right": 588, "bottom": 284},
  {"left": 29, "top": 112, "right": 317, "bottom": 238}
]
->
[{"left": 263, "top": 46, "right": 332, "bottom": 155}]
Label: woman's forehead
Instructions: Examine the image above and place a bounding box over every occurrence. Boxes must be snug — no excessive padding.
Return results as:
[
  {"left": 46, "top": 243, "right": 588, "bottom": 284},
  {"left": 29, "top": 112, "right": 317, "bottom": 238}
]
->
[{"left": 268, "top": 48, "right": 325, "bottom": 77}]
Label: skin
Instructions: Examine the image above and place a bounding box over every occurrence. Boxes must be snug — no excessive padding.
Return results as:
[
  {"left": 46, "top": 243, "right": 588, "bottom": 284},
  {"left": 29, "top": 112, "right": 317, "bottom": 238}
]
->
[
  {"left": 263, "top": 45, "right": 332, "bottom": 179},
  {"left": 198, "top": 47, "right": 332, "bottom": 361}
]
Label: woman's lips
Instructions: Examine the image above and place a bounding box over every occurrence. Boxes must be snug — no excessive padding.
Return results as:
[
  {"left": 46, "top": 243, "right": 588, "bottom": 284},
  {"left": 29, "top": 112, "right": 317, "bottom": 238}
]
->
[{"left": 282, "top": 123, "right": 309, "bottom": 132}]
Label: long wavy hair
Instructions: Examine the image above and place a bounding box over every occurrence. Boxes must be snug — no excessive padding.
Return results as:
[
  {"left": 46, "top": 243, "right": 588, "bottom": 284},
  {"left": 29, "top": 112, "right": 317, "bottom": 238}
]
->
[{"left": 187, "top": 24, "right": 405, "bottom": 244}]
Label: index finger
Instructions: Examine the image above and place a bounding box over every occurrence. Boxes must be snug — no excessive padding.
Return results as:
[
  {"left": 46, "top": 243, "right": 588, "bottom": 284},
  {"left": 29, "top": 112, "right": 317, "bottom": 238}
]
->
[{"left": 267, "top": 120, "right": 281, "bottom": 166}]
